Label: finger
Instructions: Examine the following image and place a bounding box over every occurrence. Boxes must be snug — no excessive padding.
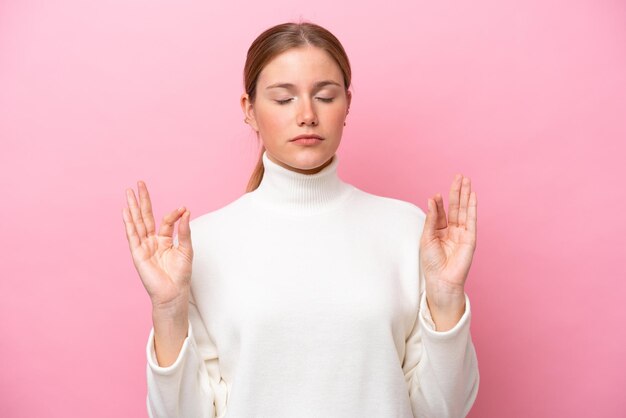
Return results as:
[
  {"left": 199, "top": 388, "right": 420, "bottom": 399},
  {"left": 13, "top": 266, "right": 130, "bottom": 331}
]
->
[
  {"left": 448, "top": 174, "right": 463, "bottom": 226},
  {"left": 122, "top": 207, "right": 141, "bottom": 251},
  {"left": 467, "top": 191, "right": 477, "bottom": 237},
  {"left": 138, "top": 181, "right": 156, "bottom": 237},
  {"left": 177, "top": 210, "right": 193, "bottom": 253},
  {"left": 421, "top": 198, "right": 438, "bottom": 243},
  {"left": 158, "top": 206, "right": 186, "bottom": 238},
  {"left": 458, "top": 177, "right": 471, "bottom": 227},
  {"left": 126, "top": 188, "right": 147, "bottom": 240},
  {"left": 434, "top": 193, "right": 448, "bottom": 230}
]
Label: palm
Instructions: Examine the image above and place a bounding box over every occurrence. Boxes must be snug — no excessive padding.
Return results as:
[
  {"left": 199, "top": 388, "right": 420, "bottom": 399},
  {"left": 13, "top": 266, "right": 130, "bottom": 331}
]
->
[
  {"left": 134, "top": 233, "right": 193, "bottom": 303},
  {"left": 122, "top": 181, "right": 193, "bottom": 307},
  {"left": 420, "top": 175, "right": 477, "bottom": 297}
]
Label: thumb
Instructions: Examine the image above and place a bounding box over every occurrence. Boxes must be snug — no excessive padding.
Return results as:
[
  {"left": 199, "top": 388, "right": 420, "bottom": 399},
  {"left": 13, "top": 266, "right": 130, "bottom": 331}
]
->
[
  {"left": 177, "top": 210, "right": 193, "bottom": 253},
  {"left": 421, "top": 198, "right": 437, "bottom": 244}
]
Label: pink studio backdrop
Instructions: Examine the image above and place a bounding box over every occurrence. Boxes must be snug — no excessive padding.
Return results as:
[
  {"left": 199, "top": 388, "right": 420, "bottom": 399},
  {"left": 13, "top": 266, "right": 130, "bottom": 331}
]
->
[{"left": 1, "top": 1, "right": 625, "bottom": 417}]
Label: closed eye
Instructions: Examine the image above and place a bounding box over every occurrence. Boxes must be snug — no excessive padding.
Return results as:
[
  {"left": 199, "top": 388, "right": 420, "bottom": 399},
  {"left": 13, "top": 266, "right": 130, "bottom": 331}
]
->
[{"left": 275, "top": 97, "right": 335, "bottom": 105}]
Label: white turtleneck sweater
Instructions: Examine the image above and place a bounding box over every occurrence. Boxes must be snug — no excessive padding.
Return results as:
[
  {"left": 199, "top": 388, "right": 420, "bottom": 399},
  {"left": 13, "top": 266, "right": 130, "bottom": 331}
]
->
[{"left": 145, "top": 150, "right": 479, "bottom": 418}]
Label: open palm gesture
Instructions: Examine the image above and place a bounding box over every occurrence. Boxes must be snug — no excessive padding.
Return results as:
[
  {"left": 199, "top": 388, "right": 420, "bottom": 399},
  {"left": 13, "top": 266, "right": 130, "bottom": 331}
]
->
[
  {"left": 419, "top": 174, "right": 477, "bottom": 310},
  {"left": 122, "top": 181, "right": 193, "bottom": 309}
]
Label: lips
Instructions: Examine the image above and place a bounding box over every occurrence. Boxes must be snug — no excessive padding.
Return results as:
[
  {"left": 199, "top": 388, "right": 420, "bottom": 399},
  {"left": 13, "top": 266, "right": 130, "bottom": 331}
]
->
[{"left": 290, "top": 134, "right": 324, "bottom": 141}]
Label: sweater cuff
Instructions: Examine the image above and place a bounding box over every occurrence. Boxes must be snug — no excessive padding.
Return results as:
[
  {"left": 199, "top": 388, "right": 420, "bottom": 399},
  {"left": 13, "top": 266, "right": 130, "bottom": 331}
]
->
[
  {"left": 146, "top": 320, "right": 193, "bottom": 375},
  {"left": 419, "top": 291, "right": 471, "bottom": 338}
]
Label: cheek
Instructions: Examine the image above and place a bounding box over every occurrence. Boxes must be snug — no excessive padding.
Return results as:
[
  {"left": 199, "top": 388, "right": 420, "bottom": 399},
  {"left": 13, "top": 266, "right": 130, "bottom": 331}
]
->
[
  {"left": 257, "top": 107, "right": 290, "bottom": 135},
  {"left": 325, "top": 107, "right": 346, "bottom": 126}
]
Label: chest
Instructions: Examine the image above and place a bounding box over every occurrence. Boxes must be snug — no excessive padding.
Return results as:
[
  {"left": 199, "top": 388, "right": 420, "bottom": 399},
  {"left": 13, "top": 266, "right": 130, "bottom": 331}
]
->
[{"left": 192, "top": 217, "right": 418, "bottom": 357}]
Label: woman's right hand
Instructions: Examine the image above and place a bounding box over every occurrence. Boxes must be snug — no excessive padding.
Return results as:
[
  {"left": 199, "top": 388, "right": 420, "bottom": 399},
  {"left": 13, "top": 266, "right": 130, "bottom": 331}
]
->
[{"left": 122, "top": 180, "right": 193, "bottom": 310}]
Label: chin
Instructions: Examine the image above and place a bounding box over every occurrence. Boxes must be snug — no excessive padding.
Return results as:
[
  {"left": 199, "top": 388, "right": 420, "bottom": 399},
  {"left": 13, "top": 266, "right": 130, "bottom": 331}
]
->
[{"left": 270, "top": 146, "right": 336, "bottom": 173}]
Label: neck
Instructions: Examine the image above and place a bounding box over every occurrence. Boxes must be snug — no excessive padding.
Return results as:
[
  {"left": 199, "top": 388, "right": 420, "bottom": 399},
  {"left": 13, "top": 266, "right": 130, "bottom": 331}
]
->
[{"left": 249, "top": 150, "right": 354, "bottom": 215}]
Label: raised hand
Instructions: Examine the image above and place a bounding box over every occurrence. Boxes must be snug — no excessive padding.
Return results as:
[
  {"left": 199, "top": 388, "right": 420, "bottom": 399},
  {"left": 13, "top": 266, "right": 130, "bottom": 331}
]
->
[
  {"left": 122, "top": 181, "right": 193, "bottom": 310},
  {"left": 419, "top": 174, "right": 477, "bottom": 329}
]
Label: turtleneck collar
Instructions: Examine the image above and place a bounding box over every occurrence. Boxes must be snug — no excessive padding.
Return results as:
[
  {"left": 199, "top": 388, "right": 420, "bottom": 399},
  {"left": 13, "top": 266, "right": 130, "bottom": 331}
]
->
[{"left": 249, "top": 150, "right": 355, "bottom": 215}]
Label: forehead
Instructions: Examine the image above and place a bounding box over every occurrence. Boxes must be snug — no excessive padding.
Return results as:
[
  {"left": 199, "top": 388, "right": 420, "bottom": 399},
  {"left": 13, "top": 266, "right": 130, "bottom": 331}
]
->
[{"left": 257, "top": 46, "right": 342, "bottom": 88}]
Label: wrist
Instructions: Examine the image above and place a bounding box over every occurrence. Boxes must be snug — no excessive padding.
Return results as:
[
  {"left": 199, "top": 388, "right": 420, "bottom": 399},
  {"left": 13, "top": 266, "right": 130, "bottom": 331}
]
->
[
  {"left": 425, "top": 291, "right": 466, "bottom": 332},
  {"left": 151, "top": 287, "right": 190, "bottom": 314},
  {"left": 425, "top": 282, "right": 465, "bottom": 308},
  {"left": 152, "top": 303, "right": 188, "bottom": 322},
  {"left": 152, "top": 308, "right": 189, "bottom": 340}
]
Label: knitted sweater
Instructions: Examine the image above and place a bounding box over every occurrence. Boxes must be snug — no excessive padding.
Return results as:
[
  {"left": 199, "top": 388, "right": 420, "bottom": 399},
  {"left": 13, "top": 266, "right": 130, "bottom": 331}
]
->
[{"left": 146, "top": 150, "right": 479, "bottom": 417}]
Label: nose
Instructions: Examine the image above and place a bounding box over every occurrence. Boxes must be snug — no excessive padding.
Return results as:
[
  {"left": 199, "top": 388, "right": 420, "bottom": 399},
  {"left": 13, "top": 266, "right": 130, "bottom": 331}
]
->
[{"left": 297, "top": 98, "right": 318, "bottom": 126}]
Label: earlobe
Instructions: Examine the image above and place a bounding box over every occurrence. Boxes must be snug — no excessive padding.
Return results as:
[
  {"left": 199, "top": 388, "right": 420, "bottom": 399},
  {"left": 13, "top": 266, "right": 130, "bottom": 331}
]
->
[
  {"left": 246, "top": 108, "right": 257, "bottom": 129},
  {"left": 241, "top": 93, "right": 257, "bottom": 129},
  {"left": 240, "top": 92, "right": 260, "bottom": 132}
]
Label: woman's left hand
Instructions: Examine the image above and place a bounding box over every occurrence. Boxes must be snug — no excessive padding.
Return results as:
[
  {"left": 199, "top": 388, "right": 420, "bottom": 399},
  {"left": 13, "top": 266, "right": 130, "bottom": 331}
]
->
[{"left": 420, "top": 174, "right": 477, "bottom": 329}]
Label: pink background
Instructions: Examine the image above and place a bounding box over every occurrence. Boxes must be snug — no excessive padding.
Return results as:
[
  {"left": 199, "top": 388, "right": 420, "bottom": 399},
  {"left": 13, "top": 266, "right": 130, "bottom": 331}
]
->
[{"left": 1, "top": 1, "right": 625, "bottom": 417}]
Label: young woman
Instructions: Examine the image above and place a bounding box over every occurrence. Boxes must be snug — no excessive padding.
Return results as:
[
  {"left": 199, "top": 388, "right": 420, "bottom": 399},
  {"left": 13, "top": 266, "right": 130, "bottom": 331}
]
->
[{"left": 123, "top": 21, "right": 479, "bottom": 418}]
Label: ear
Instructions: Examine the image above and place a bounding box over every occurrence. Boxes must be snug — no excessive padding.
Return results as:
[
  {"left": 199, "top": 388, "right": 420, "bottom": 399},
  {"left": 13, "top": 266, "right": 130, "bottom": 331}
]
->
[
  {"left": 346, "top": 89, "right": 352, "bottom": 115},
  {"left": 240, "top": 93, "right": 259, "bottom": 132}
]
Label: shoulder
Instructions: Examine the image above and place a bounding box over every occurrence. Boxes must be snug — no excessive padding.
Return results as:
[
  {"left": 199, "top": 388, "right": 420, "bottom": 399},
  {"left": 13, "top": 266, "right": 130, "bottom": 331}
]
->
[
  {"left": 344, "top": 186, "right": 428, "bottom": 243},
  {"left": 345, "top": 187, "right": 427, "bottom": 254},
  {"left": 186, "top": 193, "right": 254, "bottom": 243},
  {"left": 350, "top": 186, "right": 426, "bottom": 225}
]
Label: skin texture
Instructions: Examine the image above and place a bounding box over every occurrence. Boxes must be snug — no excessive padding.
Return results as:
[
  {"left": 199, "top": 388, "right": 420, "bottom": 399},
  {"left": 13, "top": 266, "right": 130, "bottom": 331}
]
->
[
  {"left": 123, "top": 181, "right": 192, "bottom": 366},
  {"left": 420, "top": 177, "right": 477, "bottom": 331},
  {"left": 240, "top": 46, "right": 351, "bottom": 174}
]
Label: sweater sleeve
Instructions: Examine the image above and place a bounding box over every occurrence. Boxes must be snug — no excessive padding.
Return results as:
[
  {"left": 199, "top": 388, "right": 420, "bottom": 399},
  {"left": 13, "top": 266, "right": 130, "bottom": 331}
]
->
[
  {"left": 402, "top": 267, "right": 480, "bottom": 418},
  {"left": 146, "top": 290, "right": 228, "bottom": 418}
]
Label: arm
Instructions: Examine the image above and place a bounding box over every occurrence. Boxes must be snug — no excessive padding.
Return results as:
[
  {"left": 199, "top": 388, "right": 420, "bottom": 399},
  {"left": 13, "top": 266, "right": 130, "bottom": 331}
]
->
[
  {"left": 403, "top": 174, "right": 480, "bottom": 416},
  {"left": 146, "top": 290, "right": 228, "bottom": 418}
]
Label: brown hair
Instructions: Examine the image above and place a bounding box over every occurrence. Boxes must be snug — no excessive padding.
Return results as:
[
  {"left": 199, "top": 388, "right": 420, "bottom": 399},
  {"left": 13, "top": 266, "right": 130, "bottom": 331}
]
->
[{"left": 243, "top": 20, "right": 353, "bottom": 192}]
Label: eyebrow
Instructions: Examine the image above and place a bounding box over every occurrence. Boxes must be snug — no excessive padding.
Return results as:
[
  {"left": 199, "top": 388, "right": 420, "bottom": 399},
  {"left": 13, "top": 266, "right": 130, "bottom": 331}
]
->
[{"left": 265, "top": 80, "right": 342, "bottom": 90}]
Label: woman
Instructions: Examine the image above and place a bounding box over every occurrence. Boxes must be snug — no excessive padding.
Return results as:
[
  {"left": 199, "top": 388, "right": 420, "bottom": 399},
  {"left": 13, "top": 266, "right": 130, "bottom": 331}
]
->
[{"left": 123, "top": 21, "right": 479, "bottom": 418}]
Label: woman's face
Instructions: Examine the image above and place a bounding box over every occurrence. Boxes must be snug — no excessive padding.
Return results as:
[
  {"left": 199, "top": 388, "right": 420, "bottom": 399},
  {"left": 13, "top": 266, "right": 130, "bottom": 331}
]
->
[{"left": 241, "top": 46, "right": 351, "bottom": 174}]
